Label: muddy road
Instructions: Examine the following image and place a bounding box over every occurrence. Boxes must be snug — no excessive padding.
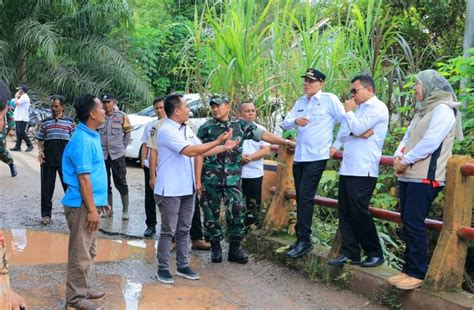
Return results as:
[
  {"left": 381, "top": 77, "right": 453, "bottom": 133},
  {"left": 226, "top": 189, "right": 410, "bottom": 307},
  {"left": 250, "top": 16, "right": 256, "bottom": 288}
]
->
[{"left": 0, "top": 138, "right": 382, "bottom": 309}]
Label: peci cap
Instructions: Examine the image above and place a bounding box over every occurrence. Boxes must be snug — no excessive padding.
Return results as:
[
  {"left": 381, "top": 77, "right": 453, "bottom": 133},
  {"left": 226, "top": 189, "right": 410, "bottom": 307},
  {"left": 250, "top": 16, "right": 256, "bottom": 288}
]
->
[
  {"left": 16, "top": 84, "right": 28, "bottom": 93},
  {"left": 301, "top": 68, "right": 326, "bottom": 82},
  {"left": 209, "top": 95, "right": 230, "bottom": 106},
  {"left": 101, "top": 93, "right": 115, "bottom": 102}
]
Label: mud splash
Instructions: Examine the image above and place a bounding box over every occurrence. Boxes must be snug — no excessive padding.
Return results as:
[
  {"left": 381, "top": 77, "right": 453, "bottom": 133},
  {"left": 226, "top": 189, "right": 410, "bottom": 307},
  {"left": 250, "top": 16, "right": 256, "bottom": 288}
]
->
[{"left": 3, "top": 229, "right": 144, "bottom": 265}]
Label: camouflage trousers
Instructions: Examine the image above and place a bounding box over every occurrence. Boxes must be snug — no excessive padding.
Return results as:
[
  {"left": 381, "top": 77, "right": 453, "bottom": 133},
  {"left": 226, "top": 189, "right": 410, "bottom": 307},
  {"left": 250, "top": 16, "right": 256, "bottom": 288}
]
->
[
  {"left": 201, "top": 184, "right": 246, "bottom": 242},
  {"left": 0, "top": 131, "right": 13, "bottom": 165}
]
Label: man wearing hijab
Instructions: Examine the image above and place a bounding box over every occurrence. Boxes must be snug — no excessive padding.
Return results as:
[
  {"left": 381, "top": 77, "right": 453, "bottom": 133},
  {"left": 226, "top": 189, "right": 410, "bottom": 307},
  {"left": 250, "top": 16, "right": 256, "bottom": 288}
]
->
[{"left": 388, "top": 69, "right": 463, "bottom": 290}]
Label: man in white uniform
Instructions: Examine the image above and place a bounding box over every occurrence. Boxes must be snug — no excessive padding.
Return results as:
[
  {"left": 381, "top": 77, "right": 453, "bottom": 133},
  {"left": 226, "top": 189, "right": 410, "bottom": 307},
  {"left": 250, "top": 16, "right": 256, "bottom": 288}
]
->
[{"left": 10, "top": 84, "right": 33, "bottom": 152}]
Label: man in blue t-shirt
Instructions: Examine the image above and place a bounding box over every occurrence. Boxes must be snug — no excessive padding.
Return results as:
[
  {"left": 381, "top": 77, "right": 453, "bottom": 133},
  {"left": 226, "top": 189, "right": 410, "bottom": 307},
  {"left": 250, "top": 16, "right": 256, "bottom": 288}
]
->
[{"left": 61, "top": 94, "right": 108, "bottom": 310}]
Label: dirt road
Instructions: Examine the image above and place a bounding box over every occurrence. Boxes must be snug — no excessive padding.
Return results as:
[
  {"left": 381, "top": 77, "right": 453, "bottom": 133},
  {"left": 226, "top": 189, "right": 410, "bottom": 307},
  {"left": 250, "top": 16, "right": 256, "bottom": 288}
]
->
[{"left": 0, "top": 138, "right": 382, "bottom": 309}]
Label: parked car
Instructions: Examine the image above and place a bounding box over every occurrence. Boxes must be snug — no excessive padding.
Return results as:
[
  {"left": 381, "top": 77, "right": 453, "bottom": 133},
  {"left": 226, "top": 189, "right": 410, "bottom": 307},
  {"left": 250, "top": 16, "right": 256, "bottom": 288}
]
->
[{"left": 125, "top": 94, "right": 209, "bottom": 161}]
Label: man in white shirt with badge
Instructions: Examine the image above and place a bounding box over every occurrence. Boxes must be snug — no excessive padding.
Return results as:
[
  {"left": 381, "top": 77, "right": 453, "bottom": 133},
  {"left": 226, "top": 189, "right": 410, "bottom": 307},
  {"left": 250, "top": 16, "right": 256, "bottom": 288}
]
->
[
  {"left": 239, "top": 102, "right": 271, "bottom": 230},
  {"left": 10, "top": 84, "right": 33, "bottom": 152},
  {"left": 154, "top": 93, "right": 239, "bottom": 284},
  {"left": 282, "top": 68, "right": 346, "bottom": 258},
  {"left": 329, "top": 75, "right": 388, "bottom": 268}
]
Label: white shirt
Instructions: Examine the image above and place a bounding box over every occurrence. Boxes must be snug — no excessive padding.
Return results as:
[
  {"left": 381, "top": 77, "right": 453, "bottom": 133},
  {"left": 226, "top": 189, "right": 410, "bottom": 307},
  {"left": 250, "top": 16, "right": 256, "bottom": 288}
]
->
[
  {"left": 242, "top": 123, "right": 270, "bottom": 178},
  {"left": 394, "top": 104, "right": 456, "bottom": 165},
  {"left": 13, "top": 94, "right": 30, "bottom": 121},
  {"left": 333, "top": 96, "right": 389, "bottom": 177},
  {"left": 154, "top": 119, "right": 201, "bottom": 197},
  {"left": 282, "top": 91, "right": 345, "bottom": 162}
]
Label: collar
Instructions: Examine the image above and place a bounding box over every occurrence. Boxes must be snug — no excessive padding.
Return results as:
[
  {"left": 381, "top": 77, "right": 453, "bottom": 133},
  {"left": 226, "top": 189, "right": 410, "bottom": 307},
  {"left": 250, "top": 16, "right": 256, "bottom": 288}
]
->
[
  {"left": 78, "top": 122, "right": 99, "bottom": 137},
  {"left": 166, "top": 118, "right": 185, "bottom": 129},
  {"left": 361, "top": 95, "right": 378, "bottom": 106},
  {"left": 304, "top": 90, "right": 322, "bottom": 102}
]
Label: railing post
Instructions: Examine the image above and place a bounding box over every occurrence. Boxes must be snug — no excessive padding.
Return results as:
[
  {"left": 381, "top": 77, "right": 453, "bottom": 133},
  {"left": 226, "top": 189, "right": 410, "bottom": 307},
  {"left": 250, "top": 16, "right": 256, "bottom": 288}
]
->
[
  {"left": 0, "top": 231, "right": 11, "bottom": 309},
  {"left": 424, "top": 155, "right": 474, "bottom": 291},
  {"left": 264, "top": 145, "right": 295, "bottom": 232}
]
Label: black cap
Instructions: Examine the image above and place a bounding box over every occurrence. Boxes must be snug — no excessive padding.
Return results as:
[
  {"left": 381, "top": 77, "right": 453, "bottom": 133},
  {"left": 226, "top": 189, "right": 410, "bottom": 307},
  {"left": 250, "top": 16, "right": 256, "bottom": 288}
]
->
[
  {"left": 17, "top": 84, "right": 28, "bottom": 93},
  {"left": 209, "top": 95, "right": 230, "bottom": 106},
  {"left": 301, "top": 68, "right": 326, "bottom": 82},
  {"left": 101, "top": 94, "right": 115, "bottom": 102}
]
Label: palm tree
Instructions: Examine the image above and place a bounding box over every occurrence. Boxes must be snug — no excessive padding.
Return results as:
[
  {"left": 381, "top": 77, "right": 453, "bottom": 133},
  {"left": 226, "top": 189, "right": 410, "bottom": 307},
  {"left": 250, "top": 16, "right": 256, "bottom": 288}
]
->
[{"left": 0, "top": 0, "right": 152, "bottom": 109}]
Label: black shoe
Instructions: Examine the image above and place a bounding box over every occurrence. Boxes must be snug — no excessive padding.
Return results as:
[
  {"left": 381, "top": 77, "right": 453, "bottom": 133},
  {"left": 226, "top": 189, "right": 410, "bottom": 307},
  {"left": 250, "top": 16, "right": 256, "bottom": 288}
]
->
[
  {"left": 287, "top": 241, "right": 313, "bottom": 258},
  {"left": 176, "top": 266, "right": 200, "bottom": 280},
  {"left": 8, "top": 163, "right": 17, "bottom": 177},
  {"left": 25, "top": 145, "right": 33, "bottom": 152},
  {"left": 228, "top": 241, "right": 248, "bottom": 264},
  {"left": 211, "top": 241, "right": 222, "bottom": 263},
  {"left": 328, "top": 255, "right": 361, "bottom": 266},
  {"left": 144, "top": 227, "right": 156, "bottom": 238},
  {"left": 9, "top": 147, "right": 20, "bottom": 151},
  {"left": 361, "top": 256, "right": 384, "bottom": 267},
  {"left": 156, "top": 269, "right": 174, "bottom": 284}
]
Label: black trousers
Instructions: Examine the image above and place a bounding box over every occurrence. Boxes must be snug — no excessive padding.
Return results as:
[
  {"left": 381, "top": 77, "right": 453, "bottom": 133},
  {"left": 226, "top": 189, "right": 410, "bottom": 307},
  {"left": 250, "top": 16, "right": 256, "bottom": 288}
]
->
[
  {"left": 105, "top": 155, "right": 128, "bottom": 195},
  {"left": 14, "top": 121, "right": 32, "bottom": 148},
  {"left": 190, "top": 195, "right": 204, "bottom": 241},
  {"left": 399, "top": 181, "right": 442, "bottom": 279},
  {"left": 338, "top": 175, "right": 382, "bottom": 260},
  {"left": 143, "top": 166, "right": 157, "bottom": 228},
  {"left": 242, "top": 176, "right": 263, "bottom": 227},
  {"left": 293, "top": 160, "right": 327, "bottom": 242},
  {"left": 41, "top": 165, "right": 67, "bottom": 218}
]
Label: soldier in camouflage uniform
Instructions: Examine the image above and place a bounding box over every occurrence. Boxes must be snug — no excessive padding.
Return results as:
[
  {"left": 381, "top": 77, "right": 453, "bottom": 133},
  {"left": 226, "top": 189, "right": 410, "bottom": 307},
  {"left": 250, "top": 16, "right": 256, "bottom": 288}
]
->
[
  {"left": 0, "top": 81, "right": 17, "bottom": 177},
  {"left": 196, "top": 96, "right": 295, "bottom": 264}
]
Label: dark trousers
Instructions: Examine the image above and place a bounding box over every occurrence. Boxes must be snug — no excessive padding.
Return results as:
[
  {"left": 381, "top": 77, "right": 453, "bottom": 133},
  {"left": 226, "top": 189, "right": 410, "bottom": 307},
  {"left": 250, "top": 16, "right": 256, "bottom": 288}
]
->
[
  {"left": 293, "top": 160, "right": 327, "bottom": 242},
  {"left": 14, "top": 121, "right": 32, "bottom": 148},
  {"left": 143, "top": 166, "right": 157, "bottom": 228},
  {"left": 105, "top": 155, "right": 128, "bottom": 195},
  {"left": 41, "top": 165, "right": 67, "bottom": 218},
  {"left": 338, "top": 175, "right": 382, "bottom": 260},
  {"left": 190, "top": 196, "right": 204, "bottom": 241},
  {"left": 242, "top": 176, "right": 263, "bottom": 227},
  {"left": 399, "top": 181, "right": 442, "bottom": 280}
]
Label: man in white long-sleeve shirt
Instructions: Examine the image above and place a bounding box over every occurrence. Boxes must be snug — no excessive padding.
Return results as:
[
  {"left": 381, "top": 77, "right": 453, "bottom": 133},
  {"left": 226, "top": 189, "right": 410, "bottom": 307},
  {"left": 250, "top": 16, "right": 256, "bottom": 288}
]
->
[
  {"left": 10, "top": 84, "right": 33, "bottom": 152},
  {"left": 329, "top": 75, "right": 388, "bottom": 268},
  {"left": 282, "top": 68, "right": 346, "bottom": 258}
]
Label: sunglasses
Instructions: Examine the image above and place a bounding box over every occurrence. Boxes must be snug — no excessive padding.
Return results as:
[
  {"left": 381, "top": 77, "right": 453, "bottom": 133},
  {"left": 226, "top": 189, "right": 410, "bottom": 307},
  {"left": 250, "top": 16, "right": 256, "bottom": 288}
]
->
[{"left": 350, "top": 86, "right": 368, "bottom": 95}]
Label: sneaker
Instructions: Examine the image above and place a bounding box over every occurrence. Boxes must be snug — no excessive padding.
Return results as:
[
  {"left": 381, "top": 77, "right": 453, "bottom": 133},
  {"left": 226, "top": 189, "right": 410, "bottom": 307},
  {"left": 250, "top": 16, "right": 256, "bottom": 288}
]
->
[
  {"left": 25, "top": 145, "right": 34, "bottom": 152},
  {"left": 40, "top": 216, "right": 51, "bottom": 225},
  {"left": 387, "top": 273, "right": 408, "bottom": 286},
  {"left": 395, "top": 276, "right": 423, "bottom": 290},
  {"left": 176, "top": 266, "right": 200, "bottom": 280},
  {"left": 9, "top": 147, "right": 21, "bottom": 152},
  {"left": 156, "top": 269, "right": 174, "bottom": 284},
  {"left": 143, "top": 227, "right": 156, "bottom": 238}
]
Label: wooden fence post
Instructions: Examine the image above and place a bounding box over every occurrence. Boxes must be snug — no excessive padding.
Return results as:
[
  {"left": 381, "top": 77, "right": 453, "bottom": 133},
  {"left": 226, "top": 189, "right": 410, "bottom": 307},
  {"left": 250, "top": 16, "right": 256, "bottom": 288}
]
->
[
  {"left": 264, "top": 146, "right": 295, "bottom": 232},
  {"left": 424, "top": 155, "right": 474, "bottom": 291},
  {"left": 0, "top": 231, "right": 11, "bottom": 309}
]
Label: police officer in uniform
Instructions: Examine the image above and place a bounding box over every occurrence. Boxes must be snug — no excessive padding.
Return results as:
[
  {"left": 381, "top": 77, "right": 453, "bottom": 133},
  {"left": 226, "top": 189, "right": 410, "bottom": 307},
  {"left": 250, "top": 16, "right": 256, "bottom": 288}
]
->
[
  {"left": 99, "top": 94, "right": 132, "bottom": 220},
  {"left": 0, "top": 80, "right": 17, "bottom": 177}
]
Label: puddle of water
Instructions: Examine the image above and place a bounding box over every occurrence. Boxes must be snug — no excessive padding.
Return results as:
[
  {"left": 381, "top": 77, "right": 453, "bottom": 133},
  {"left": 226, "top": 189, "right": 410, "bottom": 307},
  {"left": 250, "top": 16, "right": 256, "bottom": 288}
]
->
[{"left": 3, "top": 229, "right": 143, "bottom": 265}]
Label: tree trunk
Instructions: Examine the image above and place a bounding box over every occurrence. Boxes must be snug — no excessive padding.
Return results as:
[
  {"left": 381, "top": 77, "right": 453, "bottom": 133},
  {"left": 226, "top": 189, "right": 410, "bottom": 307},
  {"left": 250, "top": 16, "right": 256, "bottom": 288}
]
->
[{"left": 17, "top": 49, "right": 27, "bottom": 84}]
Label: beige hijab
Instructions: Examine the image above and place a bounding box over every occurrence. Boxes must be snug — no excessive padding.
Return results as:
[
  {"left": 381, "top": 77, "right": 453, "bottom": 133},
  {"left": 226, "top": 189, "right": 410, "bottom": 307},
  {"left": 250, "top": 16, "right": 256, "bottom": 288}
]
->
[{"left": 415, "top": 69, "right": 464, "bottom": 141}]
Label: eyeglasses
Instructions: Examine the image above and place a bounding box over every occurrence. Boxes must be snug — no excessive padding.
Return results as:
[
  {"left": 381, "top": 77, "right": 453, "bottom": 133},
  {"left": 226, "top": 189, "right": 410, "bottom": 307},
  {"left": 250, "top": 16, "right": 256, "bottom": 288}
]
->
[{"left": 350, "top": 86, "right": 368, "bottom": 95}]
